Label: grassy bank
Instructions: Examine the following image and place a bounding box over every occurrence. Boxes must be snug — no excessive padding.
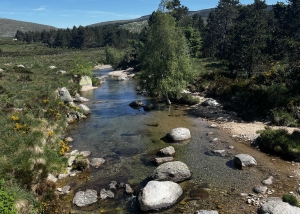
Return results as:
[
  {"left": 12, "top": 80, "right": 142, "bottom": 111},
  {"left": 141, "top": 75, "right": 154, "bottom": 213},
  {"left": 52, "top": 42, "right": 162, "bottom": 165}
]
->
[{"left": 0, "top": 39, "right": 106, "bottom": 213}]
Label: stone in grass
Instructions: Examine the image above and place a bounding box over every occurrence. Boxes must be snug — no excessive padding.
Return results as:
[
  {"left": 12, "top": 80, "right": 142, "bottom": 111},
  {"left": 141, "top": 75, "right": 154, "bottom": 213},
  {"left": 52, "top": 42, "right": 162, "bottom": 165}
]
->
[
  {"left": 166, "top": 128, "right": 191, "bottom": 141},
  {"left": 138, "top": 181, "right": 183, "bottom": 211},
  {"left": 73, "top": 189, "right": 97, "bottom": 207},
  {"left": 234, "top": 154, "right": 257, "bottom": 169},
  {"left": 59, "top": 87, "right": 73, "bottom": 102}
]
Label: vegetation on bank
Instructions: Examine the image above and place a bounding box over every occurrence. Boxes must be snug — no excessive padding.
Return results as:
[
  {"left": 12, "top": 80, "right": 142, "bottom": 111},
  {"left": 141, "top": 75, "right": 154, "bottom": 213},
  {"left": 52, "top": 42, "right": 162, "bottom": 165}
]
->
[{"left": 0, "top": 38, "right": 106, "bottom": 213}]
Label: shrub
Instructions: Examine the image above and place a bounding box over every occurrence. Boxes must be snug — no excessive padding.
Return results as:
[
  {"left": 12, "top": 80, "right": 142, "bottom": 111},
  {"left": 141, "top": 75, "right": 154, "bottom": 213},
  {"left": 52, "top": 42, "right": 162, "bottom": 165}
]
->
[
  {"left": 272, "top": 109, "right": 297, "bottom": 127},
  {"left": 282, "top": 194, "right": 299, "bottom": 206},
  {"left": 256, "top": 128, "right": 300, "bottom": 160},
  {"left": 70, "top": 57, "right": 93, "bottom": 76},
  {"left": 105, "top": 46, "right": 125, "bottom": 69},
  {"left": 175, "top": 93, "right": 200, "bottom": 105}
]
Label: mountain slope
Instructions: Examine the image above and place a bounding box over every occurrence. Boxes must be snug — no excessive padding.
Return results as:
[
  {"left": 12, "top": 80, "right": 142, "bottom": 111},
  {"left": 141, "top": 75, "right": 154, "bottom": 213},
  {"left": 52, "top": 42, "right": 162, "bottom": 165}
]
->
[{"left": 0, "top": 18, "right": 56, "bottom": 38}]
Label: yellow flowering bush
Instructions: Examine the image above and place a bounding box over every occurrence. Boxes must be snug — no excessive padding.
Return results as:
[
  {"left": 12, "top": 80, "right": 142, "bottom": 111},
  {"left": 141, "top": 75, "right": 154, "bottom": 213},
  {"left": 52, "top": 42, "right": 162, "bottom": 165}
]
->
[{"left": 59, "top": 141, "right": 70, "bottom": 156}]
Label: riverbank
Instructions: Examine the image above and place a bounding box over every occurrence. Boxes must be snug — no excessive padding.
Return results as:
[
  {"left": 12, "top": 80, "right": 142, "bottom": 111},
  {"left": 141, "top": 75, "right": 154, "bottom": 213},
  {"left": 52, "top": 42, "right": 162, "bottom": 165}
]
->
[{"left": 187, "top": 98, "right": 300, "bottom": 213}]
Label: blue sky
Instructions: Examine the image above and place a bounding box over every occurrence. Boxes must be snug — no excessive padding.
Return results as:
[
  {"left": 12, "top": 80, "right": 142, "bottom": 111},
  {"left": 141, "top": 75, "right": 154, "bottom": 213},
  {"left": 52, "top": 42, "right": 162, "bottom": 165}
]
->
[{"left": 0, "top": 0, "right": 281, "bottom": 28}]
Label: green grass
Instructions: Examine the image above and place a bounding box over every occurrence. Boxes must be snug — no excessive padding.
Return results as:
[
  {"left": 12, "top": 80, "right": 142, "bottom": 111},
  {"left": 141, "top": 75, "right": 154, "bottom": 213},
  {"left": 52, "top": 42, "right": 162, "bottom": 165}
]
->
[{"left": 0, "top": 40, "right": 106, "bottom": 213}]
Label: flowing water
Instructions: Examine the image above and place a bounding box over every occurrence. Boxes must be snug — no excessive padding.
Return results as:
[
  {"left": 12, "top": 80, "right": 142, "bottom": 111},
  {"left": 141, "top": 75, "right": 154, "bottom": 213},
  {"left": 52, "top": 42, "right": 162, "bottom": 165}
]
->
[{"left": 61, "top": 68, "right": 299, "bottom": 214}]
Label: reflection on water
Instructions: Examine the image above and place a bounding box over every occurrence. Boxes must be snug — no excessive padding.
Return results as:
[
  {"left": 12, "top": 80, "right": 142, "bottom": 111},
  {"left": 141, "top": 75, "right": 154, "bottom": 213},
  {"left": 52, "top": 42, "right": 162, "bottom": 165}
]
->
[{"left": 66, "top": 69, "right": 271, "bottom": 213}]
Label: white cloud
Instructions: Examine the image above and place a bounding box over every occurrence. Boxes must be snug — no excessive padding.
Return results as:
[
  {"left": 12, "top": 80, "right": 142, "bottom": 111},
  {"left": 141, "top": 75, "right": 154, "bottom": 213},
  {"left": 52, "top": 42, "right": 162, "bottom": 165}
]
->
[{"left": 34, "top": 7, "right": 46, "bottom": 11}]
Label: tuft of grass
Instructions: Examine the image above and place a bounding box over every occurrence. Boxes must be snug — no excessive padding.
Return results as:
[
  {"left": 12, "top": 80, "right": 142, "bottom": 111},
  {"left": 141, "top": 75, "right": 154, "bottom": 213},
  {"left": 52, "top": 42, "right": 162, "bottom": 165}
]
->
[{"left": 282, "top": 194, "right": 299, "bottom": 207}]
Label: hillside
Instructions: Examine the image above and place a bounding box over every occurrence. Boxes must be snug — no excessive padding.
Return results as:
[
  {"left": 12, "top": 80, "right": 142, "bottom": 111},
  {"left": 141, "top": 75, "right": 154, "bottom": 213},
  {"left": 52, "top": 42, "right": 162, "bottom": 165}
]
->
[
  {"left": 0, "top": 18, "right": 56, "bottom": 38},
  {"left": 89, "top": 8, "right": 213, "bottom": 28}
]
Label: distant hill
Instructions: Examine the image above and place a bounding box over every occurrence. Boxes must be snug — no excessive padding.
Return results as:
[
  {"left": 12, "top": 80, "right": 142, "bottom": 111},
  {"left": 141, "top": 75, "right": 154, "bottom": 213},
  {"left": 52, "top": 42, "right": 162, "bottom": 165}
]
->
[
  {"left": 89, "top": 8, "right": 214, "bottom": 28},
  {"left": 0, "top": 18, "right": 56, "bottom": 38}
]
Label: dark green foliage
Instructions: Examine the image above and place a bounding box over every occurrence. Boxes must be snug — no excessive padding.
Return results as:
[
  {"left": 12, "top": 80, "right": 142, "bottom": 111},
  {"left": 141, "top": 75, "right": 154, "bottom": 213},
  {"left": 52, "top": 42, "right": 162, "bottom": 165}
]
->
[
  {"left": 202, "top": 0, "right": 240, "bottom": 58},
  {"left": 173, "top": 93, "right": 200, "bottom": 105},
  {"left": 282, "top": 194, "right": 299, "bottom": 206},
  {"left": 140, "top": 12, "right": 195, "bottom": 98},
  {"left": 16, "top": 25, "right": 138, "bottom": 49},
  {"left": 256, "top": 128, "right": 300, "bottom": 160}
]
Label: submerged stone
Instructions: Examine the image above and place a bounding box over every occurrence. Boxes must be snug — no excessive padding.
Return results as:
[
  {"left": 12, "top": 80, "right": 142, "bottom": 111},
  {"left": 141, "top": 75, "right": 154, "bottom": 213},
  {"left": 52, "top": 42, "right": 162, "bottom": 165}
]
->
[{"left": 190, "top": 189, "right": 209, "bottom": 200}]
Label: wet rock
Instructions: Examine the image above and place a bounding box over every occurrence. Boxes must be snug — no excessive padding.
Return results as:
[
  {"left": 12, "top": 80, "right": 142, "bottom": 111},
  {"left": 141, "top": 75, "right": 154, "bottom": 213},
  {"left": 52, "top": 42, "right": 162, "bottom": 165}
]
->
[
  {"left": 166, "top": 127, "right": 191, "bottom": 141},
  {"left": 58, "top": 87, "right": 73, "bottom": 102},
  {"left": 143, "top": 103, "right": 155, "bottom": 111},
  {"left": 78, "top": 104, "right": 91, "bottom": 115},
  {"left": 109, "top": 181, "right": 117, "bottom": 189},
  {"left": 153, "top": 157, "right": 174, "bottom": 164},
  {"left": 118, "top": 75, "right": 128, "bottom": 81},
  {"left": 253, "top": 186, "right": 268, "bottom": 194},
  {"left": 202, "top": 98, "right": 219, "bottom": 107},
  {"left": 234, "top": 154, "right": 257, "bottom": 169},
  {"left": 158, "top": 146, "right": 176, "bottom": 156},
  {"left": 262, "top": 176, "right": 273, "bottom": 185},
  {"left": 80, "top": 151, "right": 91, "bottom": 157},
  {"left": 138, "top": 181, "right": 183, "bottom": 211},
  {"left": 258, "top": 198, "right": 300, "bottom": 214},
  {"left": 125, "top": 184, "right": 134, "bottom": 194},
  {"left": 100, "top": 189, "right": 114, "bottom": 199},
  {"left": 90, "top": 158, "right": 105, "bottom": 168},
  {"left": 150, "top": 161, "right": 191, "bottom": 182},
  {"left": 194, "top": 211, "right": 219, "bottom": 214},
  {"left": 73, "top": 189, "right": 98, "bottom": 207},
  {"left": 211, "top": 150, "right": 227, "bottom": 157},
  {"left": 129, "top": 100, "right": 143, "bottom": 107},
  {"left": 74, "top": 94, "right": 90, "bottom": 102}
]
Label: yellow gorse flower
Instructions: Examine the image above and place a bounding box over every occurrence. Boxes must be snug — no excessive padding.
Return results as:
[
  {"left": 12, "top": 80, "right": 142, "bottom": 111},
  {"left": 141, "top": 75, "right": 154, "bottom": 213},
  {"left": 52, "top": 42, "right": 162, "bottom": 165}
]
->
[{"left": 11, "top": 115, "right": 19, "bottom": 121}]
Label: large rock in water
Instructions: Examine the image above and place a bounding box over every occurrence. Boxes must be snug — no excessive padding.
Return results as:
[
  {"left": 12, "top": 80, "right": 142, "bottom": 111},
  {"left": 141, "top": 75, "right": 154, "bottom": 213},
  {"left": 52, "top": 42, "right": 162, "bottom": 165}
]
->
[
  {"left": 138, "top": 181, "right": 183, "bottom": 211},
  {"left": 150, "top": 161, "right": 191, "bottom": 182},
  {"left": 58, "top": 87, "right": 73, "bottom": 102},
  {"left": 73, "top": 189, "right": 98, "bottom": 207},
  {"left": 258, "top": 198, "right": 300, "bottom": 214},
  {"left": 234, "top": 154, "right": 257, "bottom": 169},
  {"left": 78, "top": 104, "right": 91, "bottom": 115},
  {"left": 166, "top": 127, "right": 191, "bottom": 141}
]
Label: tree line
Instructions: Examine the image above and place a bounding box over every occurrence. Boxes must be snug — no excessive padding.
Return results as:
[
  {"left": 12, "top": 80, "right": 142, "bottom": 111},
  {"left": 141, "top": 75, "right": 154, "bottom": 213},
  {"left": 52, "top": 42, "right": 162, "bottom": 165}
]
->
[
  {"left": 15, "top": 24, "right": 139, "bottom": 49},
  {"left": 202, "top": 0, "right": 300, "bottom": 76}
]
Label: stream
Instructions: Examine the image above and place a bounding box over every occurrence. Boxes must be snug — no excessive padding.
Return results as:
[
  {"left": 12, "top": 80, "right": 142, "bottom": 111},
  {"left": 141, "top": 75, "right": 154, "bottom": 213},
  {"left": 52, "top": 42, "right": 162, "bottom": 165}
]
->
[{"left": 60, "top": 68, "right": 299, "bottom": 214}]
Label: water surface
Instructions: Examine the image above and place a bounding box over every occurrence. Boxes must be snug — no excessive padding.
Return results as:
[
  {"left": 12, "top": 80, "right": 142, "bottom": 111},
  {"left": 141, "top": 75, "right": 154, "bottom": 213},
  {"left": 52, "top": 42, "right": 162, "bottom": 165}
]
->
[{"left": 64, "top": 68, "right": 298, "bottom": 214}]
